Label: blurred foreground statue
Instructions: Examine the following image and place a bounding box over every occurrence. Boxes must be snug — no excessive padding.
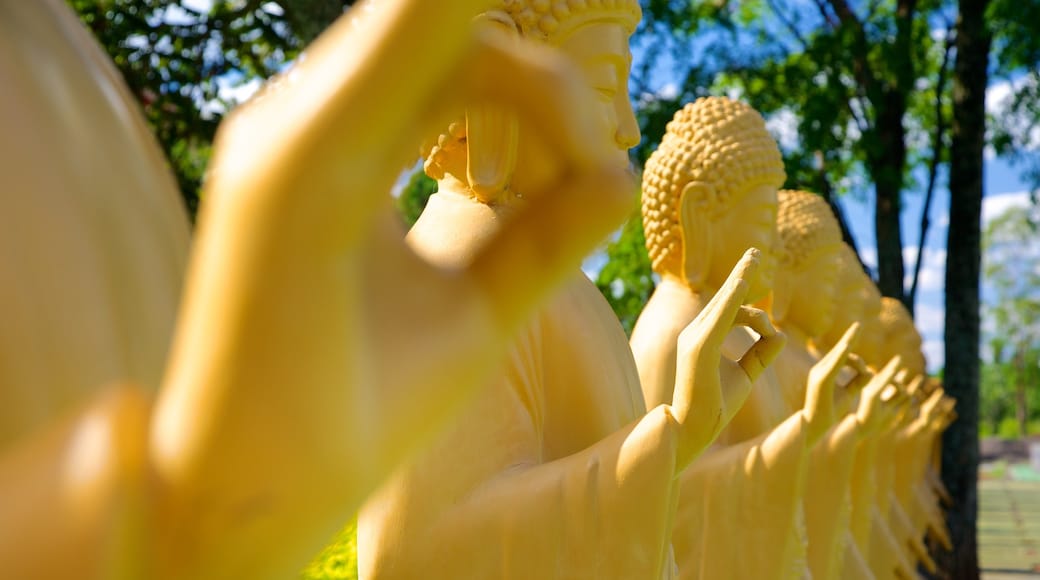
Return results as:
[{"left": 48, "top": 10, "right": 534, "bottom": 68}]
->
[
  {"left": 0, "top": 0, "right": 641, "bottom": 577},
  {"left": 359, "top": 4, "right": 785, "bottom": 579}
]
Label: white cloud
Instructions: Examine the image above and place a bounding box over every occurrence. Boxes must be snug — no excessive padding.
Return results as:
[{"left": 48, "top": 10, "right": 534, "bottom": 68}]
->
[
  {"left": 766, "top": 108, "right": 800, "bottom": 152},
  {"left": 218, "top": 76, "right": 263, "bottom": 105},
  {"left": 858, "top": 247, "right": 878, "bottom": 270},
  {"left": 986, "top": 78, "right": 1020, "bottom": 116},
  {"left": 657, "top": 82, "right": 680, "bottom": 101},
  {"left": 903, "top": 246, "right": 947, "bottom": 292},
  {"left": 182, "top": 0, "right": 213, "bottom": 11},
  {"left": 915, "top": 302, "right": 945, "bottom": 338},
  {"left": 922, "top": 339, "right": 944, "bottom": 373},
  {"left": 982, "top": 191, "right": 1031, "bottom": 224}
]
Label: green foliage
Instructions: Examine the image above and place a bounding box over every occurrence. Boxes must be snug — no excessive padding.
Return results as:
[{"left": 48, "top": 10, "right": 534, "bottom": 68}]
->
[
  {"left": 595, "top": 210, "right": 656, "bottom": 335},
  {"left": 301, "top": 520, "right": 358, "bottom": 580},
  {"left": 68, "top": 0, "right": 356, "bottom": 217},
  {"left": 396, "top": 169, "right": 438, "bottom": 227},
  {"left": 981, "top": 200, "right": 1040, "bottom": 438},
  {"left": 980, "top": 361, "right": 1016, "bottom": 435},
  {"left": 998, "top": 416, "right": 1022, "bottom": 439}
]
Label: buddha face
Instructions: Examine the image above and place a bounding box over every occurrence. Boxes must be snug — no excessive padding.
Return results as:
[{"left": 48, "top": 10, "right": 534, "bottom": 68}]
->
[
  {"left": 706, "top": 183, "right": 779, "bottom": 301},
  {"left": 510, "top": 22, "right": 640, "bottom": 196},
  {"left": 560, "top": 22, "right": 640, "bottom": 163},
  {"left": 823, "top": 280, "right": 864, "bottom": 344},
  {"left": 782, "top": 246, "right": 841, "bottom": 337}
]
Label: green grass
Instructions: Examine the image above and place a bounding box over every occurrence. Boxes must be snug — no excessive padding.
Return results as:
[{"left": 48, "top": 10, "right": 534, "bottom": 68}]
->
[{"left": 301, "top": 520, "right": 358, "bottom": 580}]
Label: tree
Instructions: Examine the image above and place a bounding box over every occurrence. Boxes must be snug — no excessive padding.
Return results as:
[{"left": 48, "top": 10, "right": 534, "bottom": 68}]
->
[
  {"left": 940, "top": 0, "right": 991, "bottom": 575},
  {"left": 634, "top": 0, "right": 958, "bottom": 312},
  {"left": 68, "top": 0, "right": 356, "bottom": 217},
  {"left": 983, "top": 200, "right": 1040, "bottom": 437},
  {"left": 595, "top": 211, "right": 656, "bottom": 334},
  {"left": 397, "top": 169, "right": 438, "bottom": 227}
]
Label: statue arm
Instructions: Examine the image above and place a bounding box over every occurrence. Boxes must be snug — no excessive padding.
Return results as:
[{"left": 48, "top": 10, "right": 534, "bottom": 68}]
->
[
  {"left": 145, "top": 3, "right": 633, "bottom": 579},
  {"left": 672, "top": 412, "right": 810, "bottom": 579},
  {"left": 0, "top": 387, "right": 150, "bottom": 580},
  {"left": 400, "top": 409, "right": 681, "bottom": 578},
  {"left": 630, "top": 301, "right": 682, "bottom": 410},
  {"left": 360, "top": 334, "right": 681, "bottom": 579},
  {"left": 0, "top": 2, "right": 633, "bottom": 579},
  {"left": 669, "top": 250, "right": 786, "bottom": 468}
]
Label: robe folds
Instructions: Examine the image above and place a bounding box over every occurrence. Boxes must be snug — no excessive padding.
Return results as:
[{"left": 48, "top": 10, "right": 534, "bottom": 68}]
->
[{"left": 359, "top": 193, "right": 681, "bottom": 579}]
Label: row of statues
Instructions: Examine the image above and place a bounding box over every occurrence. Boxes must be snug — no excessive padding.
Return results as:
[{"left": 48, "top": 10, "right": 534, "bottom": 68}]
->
[{"left": 0, "top": 0, "right": 955, "bottom": 578}]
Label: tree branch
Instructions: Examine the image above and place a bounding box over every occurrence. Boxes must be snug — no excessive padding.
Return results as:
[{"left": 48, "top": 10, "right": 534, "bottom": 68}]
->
[
  {"left": 765, "top": 0, "right": 810, "bottom": 51},
  {"left": 908, "top": 25, "right": 955, "bottom": 307},
  {"left": 815, "top": 150, "right": 865, "bottom": 267},
  {"left": 826, "top": 0, "right": 883, "bottom": 105}
]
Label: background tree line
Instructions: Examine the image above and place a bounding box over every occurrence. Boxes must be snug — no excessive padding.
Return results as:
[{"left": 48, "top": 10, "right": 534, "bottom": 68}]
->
[{"left": 70, "top": 0, "right": 1040, "bottom": 577}]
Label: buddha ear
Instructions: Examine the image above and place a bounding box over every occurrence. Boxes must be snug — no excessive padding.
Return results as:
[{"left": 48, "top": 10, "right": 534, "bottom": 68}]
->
[
  {"left": 679, "top": 181, "right": 712, "bottom": 288},
  {"left": 466, "top": 12, "right": 520, "bottom": 203}
]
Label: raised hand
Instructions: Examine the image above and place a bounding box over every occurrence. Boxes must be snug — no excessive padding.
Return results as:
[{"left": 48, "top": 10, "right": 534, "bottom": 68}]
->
[
  {"left": 854, "top": 356, "right": 903, "bottom": 434},
  {"left": 670, "top": 249, "right": 787, "bottom": 469},
  {"left": 803, "top": 323, "right": 862, "bottom": 445},
  {"left": 834, "top": 351, "right": 871, "bottom": 416},
  {"left": 150, "top": 2, "right": 634, "bottom": 578}
]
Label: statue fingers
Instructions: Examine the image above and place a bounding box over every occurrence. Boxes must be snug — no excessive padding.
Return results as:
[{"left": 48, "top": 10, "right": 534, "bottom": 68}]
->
[
  {"left": 689, "top": 249, "right": 760, "bottom": 351},
  {"left": 865, "top": 355, "right": 902, "bottom": 400},
  {"left": 718, "top": 359, "right": 757, "bottom": 417},
  {"left": 736, "top": 329, "right": 786, "bottom": 384},
  {"left": 844, "top": 353, "right": 871, "bottom": 393},
  {"left": 734, "top": 306, "right": 778, "bottom": 341},
  {"left": 808, "top": 323, "right": 859, "bottom": 396}
]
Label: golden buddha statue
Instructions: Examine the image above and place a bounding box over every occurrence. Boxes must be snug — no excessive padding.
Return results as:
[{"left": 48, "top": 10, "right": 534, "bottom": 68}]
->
[
  {"left": 891, "top": 389, "right": 953, "bottom": 552},
  {"left": 359, "top": 5, "right": 785, "bottom": 579},
  {"left": 813, "top": 245, "right": 867, "bottom": 356},
  {"left": 631, "top": 97, "right": 867, "bottom": 580},
  {"left": 768, "top": 189, "right": 880, "bottom": 580},
  {"left": 849, "top": 273, "right": 886, "bottom": 370},
  {"left": 770, "top": 189, "right": 857, "bottom": 407},
  {"left": 0, "top": 1, "right": 642, "bottom": 578},
  {"left": 855, "top": 365, "right": 948, "bottom": 575},
  {"left": 878, "top": 297, "right": 928, "bottom": 379}
]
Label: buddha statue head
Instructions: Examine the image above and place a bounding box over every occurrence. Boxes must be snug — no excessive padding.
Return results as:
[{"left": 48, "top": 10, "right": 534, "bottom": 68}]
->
[
  {"left": 879, "top": 297, "right": 926, "bottom": 376},
  {"left": 771, "top": 190, "right": 843, "bottom": 339},
  {"left": 817, "top": 244, "right": 867, "bottom": 350},
  {"left": 642, "top": 97, "right": 786, "bottom": 300},
  {"left": 423, "top": 0, "right": 642, "bottom": 204}
]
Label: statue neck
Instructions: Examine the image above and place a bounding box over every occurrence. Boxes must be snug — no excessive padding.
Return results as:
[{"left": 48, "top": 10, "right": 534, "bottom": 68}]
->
[
  {"left": 776, "top": 321, "right": 812, "bottom": 351},
  {"left": 657, "top": 273, "right": 714, "bottom": 312},
  {"left": 407, "top": 179, "right": 514, "bottom": 267}
]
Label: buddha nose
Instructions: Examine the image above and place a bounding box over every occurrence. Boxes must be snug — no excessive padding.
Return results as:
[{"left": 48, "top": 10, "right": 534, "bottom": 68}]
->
[{"left": 614, "top": 100, "right": 641, "bottom": 149}]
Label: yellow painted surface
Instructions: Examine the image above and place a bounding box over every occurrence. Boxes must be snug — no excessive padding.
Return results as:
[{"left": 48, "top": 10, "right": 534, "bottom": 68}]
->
[{"left": 0, "top": 0, "right": 640, "bottom": 577}]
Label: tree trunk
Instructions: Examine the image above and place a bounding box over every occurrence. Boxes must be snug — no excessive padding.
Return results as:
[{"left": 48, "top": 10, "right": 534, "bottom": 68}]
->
[
  {"left": 1015, "top": 349, "right": 1028, "bottom": 438},
  {"left": 940, "top": 0, "right": 990, "bottom": 576},
  {"left": 872, "top": 99, "right": 909, "bottom": 305}
]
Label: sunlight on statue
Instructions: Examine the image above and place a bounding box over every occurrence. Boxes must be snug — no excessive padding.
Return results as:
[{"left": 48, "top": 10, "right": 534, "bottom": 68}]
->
[
  {"left": 633, "top": 97, "right": 831, "bottom": 580},
  {"left": 770, "top": 190, "right": 877, "bottom": 580},
  {"left": 359, "top": 4, "right": 783, "bottom": 579},
  {"left": 0, "top": 0, "right": 641, "bottom": 578}
]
